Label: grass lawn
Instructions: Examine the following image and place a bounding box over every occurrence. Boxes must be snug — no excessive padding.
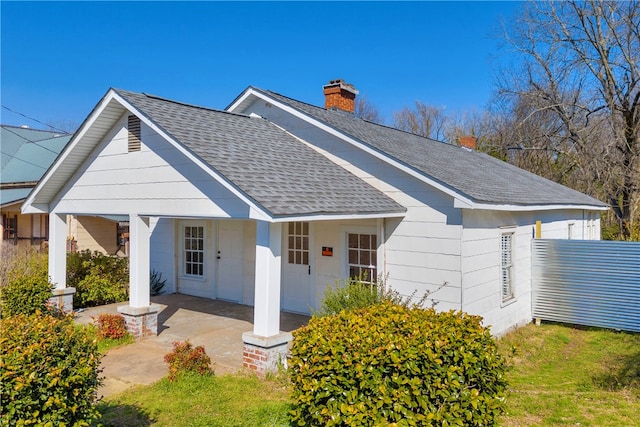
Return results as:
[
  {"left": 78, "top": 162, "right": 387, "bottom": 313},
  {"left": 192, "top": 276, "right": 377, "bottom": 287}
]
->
[
  {"left": 498, "top": 323, "right": 640, "bottom": 426},
  {"left": 97, "top": 372, "right": 291, "bottom": 427},
  {"left": 98, "top": 323, "right": 640, "bottom": 426}
]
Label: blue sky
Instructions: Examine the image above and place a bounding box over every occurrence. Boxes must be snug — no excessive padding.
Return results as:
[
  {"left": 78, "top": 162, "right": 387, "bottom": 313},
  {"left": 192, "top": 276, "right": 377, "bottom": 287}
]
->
[{"left": 1, "top": 1, "right": 520, "bottom": 131}]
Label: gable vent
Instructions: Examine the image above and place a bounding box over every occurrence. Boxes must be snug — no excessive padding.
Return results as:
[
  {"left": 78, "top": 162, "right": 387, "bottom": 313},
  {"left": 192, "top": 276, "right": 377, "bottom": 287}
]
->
[{"left": 127, "top": 115, "right": 141, "bottom": 152}]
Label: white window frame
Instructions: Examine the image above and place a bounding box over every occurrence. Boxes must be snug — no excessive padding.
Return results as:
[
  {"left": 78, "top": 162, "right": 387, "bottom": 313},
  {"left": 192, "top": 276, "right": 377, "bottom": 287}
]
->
[
  {"left": 568, "top": 222, "right": 575, "bottom": 240},
  {"left": 347, "top": 232, "right": 378, "bottom": 283},
  {"left": 182, "top": 224, "right": 205, "bottom": 278},
  {"left": 500, "top": 229, "right": 516, "bottom": 304}
]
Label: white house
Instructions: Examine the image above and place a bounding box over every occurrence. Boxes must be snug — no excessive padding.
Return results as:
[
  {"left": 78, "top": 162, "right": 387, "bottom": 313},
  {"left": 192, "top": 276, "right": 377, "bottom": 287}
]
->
[{"left": 22, "top": 81, "right": 608, "bottom": 373}]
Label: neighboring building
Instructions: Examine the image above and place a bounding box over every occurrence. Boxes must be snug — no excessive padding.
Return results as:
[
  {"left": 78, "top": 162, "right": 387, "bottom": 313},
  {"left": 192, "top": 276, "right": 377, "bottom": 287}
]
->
[
  {"left": 22, "top": 83, "right": 608, "bottom": 372},
  {"left": 1, "top": 125, "right": 126, "bottom": 254},
  {"left": 1, "top": 125, "right": 70, "bottom": 249}
]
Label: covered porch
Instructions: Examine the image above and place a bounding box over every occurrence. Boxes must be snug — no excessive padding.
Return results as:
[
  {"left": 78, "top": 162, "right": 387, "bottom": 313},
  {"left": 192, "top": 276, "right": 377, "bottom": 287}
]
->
[{"left": 75, "top": 293, "right": 310, "bottom": 396}]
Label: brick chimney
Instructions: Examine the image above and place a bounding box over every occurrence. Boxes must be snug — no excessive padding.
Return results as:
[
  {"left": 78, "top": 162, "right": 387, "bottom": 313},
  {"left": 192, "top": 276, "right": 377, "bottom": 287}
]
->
[
  {"left": 323, "top": 79, "right": 359, "bottom": 113},
  {"left": 458, "top": 135, "right": 477, "bottom": 150}
]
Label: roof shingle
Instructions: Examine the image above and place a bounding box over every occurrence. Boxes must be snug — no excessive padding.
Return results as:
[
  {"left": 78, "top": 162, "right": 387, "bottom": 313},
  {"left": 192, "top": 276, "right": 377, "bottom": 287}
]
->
[
  {"left": 114, "top": 89, "right": 406, "bottom": 218},
  {"left": 257, "top": 89, "right": 607, "bottom": 208}
]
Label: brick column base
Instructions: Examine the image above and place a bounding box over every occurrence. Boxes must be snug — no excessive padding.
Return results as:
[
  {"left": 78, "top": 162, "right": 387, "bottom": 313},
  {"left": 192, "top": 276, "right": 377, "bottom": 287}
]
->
[
  {"left": 117, "top": 304, "right": 161, "bottom": 340},
  {"left": 49, "top": 287, "right": 76, "bottom": 313},
  {"left": 242, "top": 331, "right": 293, "bottom": 375}
]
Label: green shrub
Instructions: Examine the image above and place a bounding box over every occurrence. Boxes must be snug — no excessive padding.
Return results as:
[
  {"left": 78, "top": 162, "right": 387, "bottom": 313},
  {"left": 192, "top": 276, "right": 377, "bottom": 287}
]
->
[
  {"left": 289, "top": 302, "right": 508, "bottom": 426},
  {"left": 0, "top": 311, "right": 102, "bottom": 425},
  {"left": 95, "top": 313, "right": 129, "bottom": 339},
  {"left": 71, "top": 251, "right": 129, "bottom": 308},
  {"left": 164, "top": 340, "right": 213, "bottom": 381},
  {"left": 66, "top": 250, "right": 93, "bottom": 290},
  {"left": 0, "top": 252, "right": 53, "bottom": 318},
  {"left": 317, "top": 276, "right": 442, "bottom": 317}
]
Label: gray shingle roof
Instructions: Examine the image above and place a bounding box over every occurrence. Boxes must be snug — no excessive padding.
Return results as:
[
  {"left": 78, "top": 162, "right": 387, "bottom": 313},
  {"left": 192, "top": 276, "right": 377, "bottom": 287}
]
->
[
  {"left": 256, "top": 89, "right": 607, "bottom": 208},
  {"left": 114, "top": 89, "right": 405, "bottom": 218}
]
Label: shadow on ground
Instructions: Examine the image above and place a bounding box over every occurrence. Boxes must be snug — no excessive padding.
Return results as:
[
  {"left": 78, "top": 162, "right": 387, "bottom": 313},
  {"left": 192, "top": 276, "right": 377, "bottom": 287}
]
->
[
  {"left": 95, "top": 402, "right": 155, "bottom": 427},
  {"left": 592, "top": 348, "right": 640, "bottom": 391}
]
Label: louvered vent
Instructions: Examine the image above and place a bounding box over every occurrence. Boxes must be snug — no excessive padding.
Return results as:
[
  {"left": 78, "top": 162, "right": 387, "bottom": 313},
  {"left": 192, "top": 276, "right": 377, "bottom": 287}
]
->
[{"left": 128, "top": 115, "right": 141, "bottom": 152}]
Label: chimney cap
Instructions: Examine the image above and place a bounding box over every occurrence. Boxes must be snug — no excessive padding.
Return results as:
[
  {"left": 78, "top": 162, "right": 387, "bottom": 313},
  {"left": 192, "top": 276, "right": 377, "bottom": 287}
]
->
[{"left": 323, "top": 79, "right": 359, "bottom": 96}]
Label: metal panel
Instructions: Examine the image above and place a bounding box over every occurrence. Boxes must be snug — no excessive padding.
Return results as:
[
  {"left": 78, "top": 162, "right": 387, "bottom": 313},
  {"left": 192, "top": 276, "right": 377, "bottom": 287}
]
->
[{"left": 532, "top": 239, "right": 640, "bottom": 332}]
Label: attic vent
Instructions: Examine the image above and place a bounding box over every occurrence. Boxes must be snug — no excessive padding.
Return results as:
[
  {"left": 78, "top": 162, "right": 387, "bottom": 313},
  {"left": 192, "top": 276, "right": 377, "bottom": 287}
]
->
[{"left": 127, "top": 115, "right": 141, "bottom": 152}]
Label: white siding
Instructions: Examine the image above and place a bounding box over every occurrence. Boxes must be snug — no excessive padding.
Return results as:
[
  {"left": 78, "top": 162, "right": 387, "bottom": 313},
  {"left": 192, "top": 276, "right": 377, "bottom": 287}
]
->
[
  {"left": 150, "top": 217, "right": 176, "bottom": 294},
  {"left": 51, "top": 114, "right": 251, "bottom": 218},
  {"left": 461, "top": 209, "right": 598, "bottom": 336}
]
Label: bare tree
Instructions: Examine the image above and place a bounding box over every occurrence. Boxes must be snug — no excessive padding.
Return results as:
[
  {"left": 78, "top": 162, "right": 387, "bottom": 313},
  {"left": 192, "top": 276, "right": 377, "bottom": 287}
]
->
[
  {"left": 498, "top": 0, "right": 640, "bottom": 239},
  {"left": 393, "top": 101, "right": 448, "bottom": 141},
  {"left": 354, "top": 95, "right": 384, "bottom": 124}
]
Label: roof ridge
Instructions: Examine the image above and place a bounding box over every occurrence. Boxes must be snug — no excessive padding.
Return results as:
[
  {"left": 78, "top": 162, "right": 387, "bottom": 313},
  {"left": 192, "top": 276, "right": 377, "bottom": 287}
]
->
[{"left": 114, "top": 89, "right": 252, "bottom": 120}]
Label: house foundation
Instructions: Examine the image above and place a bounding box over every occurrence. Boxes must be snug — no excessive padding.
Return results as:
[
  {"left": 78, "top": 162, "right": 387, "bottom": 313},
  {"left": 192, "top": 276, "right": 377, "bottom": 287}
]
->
[
  {"left": 242, "top": 331, "right": 292, "bottom": 375},
  {"left": 117, "top": 304, "right": 161, "bottom": 340},
  {"left": 49, "top": 287, "right": 76, "bottom": 313}
]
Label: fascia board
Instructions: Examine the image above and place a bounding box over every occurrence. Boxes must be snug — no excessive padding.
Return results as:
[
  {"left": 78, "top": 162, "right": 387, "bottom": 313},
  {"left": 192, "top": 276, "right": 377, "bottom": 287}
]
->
[
  {"left": 272, "top": 211, "right": 406, "bottom": 223},
  {"left": 111, "top": 92, "right": 273, "bottom": 222},
  {"left": 22, "top": 89, "right": 119, "bottom": 215},
  {"left": 457, "top": 201, "right": 610, "bottom": 212},
  {"left": 231, "top": 89, "right": 477, "bottom": 208}
]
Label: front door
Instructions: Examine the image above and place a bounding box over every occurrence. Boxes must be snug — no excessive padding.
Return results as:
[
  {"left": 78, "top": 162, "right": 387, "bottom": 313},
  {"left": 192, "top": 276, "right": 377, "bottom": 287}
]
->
[
  {"left": 177, "top": 220, "right": 214, "bottom": 298},
  {"left": 282, "top": 221, "right": 314, "bottom": 313},
  {"left": 216, "top": 220, "right": 244, "bottom": 303}
]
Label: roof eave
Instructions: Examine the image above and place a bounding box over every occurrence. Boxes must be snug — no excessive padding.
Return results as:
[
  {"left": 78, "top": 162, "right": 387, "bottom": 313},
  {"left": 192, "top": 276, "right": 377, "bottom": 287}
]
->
[
  {"left": 271, "top": 210, "right": 407, "bottom": 223},
  {"left": 21, "top": 88, "right": 121, "bottom": 214},
  {"left": 457, "top": 201, "right": 610, "bottom": 212}
]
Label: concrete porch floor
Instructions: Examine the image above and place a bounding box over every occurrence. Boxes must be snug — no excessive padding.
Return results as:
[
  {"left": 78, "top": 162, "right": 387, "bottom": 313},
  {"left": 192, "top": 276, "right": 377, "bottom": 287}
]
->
[{"left": 74, "top": 293, "right": 310, "bottom": 398}]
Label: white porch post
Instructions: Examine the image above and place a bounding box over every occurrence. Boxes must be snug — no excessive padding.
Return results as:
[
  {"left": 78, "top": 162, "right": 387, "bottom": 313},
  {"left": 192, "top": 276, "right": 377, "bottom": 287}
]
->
[
  {"left": 118, "top": 213, "right": 159, "bottom": 340},
  {"left": 48, "top": 213, "right": 67, "bottom": 289},
  {"left": 128, "top": 213, "right": 150, "bottom": 307},
  {"left": 243, "top": 220, "right": 291, "bottom": 375},
  {"left": 47, "top": 212, "right": 75, "bottom": 312},
  {"left": 253, "top": 221, "right": 282, "bottom": 336}
]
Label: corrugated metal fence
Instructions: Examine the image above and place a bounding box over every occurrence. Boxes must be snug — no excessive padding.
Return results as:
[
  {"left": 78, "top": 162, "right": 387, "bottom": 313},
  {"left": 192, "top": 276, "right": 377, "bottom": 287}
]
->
[{"left": 532, "top": 239, "right": 640, "bottom": 333}]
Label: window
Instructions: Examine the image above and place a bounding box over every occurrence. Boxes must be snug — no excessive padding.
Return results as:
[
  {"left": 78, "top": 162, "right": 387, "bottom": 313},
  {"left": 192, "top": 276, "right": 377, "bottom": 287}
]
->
[
  {"left": 2, "top": 215, "right": 17, "bottom": 241},
  {"left": 347, "top": 233, "right": 377, "bottom": 282},
  {"left": 184, "top": 226, "right": 204, "bottom": 276},
  {"left": 568, "top": 223, "right": 574, "bottom": 240},
  {"left": 288, "top": 222, "right": 309, "bottom": 265},
  {"left": 127, "top": 115, "right": 141, "bottom": 152},
  {"left": 500, "top": 231, "right": 515, "bottom": 302}
]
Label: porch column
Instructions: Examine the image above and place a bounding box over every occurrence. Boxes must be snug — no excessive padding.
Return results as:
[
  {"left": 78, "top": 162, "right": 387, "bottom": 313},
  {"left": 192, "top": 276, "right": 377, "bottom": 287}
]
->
[
  {"left": 129, "top": 214, "right": 150, "bottom": 307},
  {"left": 48, "top": 213, "right": 74, "bottom": 312},
  {"left": 254, "top": 221, "right": 282, "bottom": 336},
  {"left": 243, "top": 221, "right": 291, "bottom": 374},
  {"left": 118, "top": 213, "right": 159, "bottom": 340}
]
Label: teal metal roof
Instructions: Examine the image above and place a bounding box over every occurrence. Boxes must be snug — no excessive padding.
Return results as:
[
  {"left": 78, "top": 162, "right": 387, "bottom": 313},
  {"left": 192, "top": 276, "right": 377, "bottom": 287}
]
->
[
  {"left": 0, "top": 188, "right": 31, "bottom": 207},
  {"left": 1, "top": 125, "right": 70, "bottom": 184}
]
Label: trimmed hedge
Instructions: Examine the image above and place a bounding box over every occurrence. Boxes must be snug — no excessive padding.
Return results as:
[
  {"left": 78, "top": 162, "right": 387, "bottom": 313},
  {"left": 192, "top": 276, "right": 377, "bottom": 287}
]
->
[
  {"left": 289, "top": 302, "right": 507, "bottom": 426},
  {"left": 0, "top": 312, "right": 102, "bottom": 425}
]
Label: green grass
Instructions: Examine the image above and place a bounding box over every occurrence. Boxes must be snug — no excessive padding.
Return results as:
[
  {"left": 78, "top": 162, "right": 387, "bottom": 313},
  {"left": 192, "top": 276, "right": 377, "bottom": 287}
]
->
[
  {"left": 97, "top": 372, "right": 290, "bottom": 426},
  {"left": 96, "top": 323, "right": 640, "bottom": 426},
  {"left": 498, "top": 323, "right": 640, "bottom": 426}
]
